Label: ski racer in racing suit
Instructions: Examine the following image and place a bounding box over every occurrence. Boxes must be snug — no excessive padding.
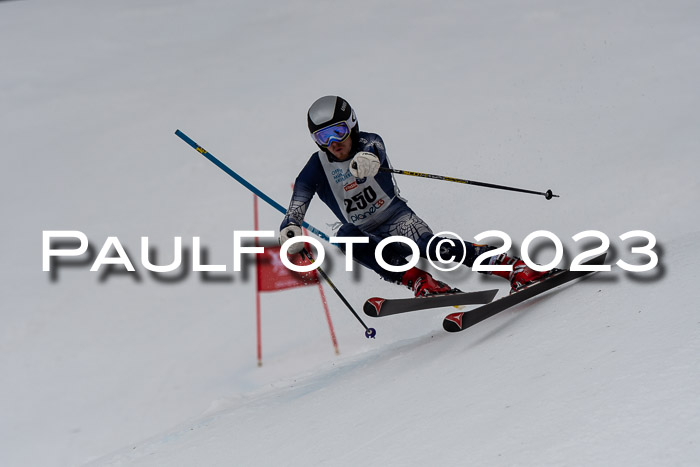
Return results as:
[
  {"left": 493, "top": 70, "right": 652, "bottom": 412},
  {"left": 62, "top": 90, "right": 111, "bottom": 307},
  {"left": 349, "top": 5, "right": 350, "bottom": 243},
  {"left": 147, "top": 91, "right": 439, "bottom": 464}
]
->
[{"left": 279, "top": 96, "right": 546, "bottom": 296}]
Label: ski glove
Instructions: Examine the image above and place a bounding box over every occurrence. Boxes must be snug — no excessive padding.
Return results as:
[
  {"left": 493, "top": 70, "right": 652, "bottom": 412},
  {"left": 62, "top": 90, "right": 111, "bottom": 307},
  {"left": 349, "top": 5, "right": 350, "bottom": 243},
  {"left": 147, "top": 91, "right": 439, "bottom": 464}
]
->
[
  {"left": 279, "top": 223, "right": 304, "bottom": 254},
  {"left": 350, "top": 152, "right": 380, "bottom": 178}
]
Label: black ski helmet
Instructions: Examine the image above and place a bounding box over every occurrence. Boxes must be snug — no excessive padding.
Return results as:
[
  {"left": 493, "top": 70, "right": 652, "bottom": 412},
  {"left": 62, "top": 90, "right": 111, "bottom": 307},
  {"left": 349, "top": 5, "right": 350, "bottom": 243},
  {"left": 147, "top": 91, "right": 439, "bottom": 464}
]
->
[{"left": 307, "top": 96, "right": 359, "bottom": 152}]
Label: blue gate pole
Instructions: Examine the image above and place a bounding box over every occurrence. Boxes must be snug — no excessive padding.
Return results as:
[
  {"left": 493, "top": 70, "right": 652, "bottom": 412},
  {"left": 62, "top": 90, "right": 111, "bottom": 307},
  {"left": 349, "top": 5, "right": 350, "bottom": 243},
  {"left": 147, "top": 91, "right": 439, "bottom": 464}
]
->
[
  {"left": 174, "top": 129, "right": 376, "bottom": 338},
  {"left": 174, "top": 129, "right": 329, "bottom": 242}
]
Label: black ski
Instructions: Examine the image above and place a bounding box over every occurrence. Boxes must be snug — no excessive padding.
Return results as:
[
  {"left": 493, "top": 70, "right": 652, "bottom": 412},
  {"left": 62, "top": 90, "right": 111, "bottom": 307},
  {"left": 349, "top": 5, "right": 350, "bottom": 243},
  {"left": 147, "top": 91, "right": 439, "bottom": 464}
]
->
[
  {"left": 363, "top": 289, "right": 499, "bottom": 317},
  {"left": 443, "top": 253, "right": 607, "bottom": 332}
]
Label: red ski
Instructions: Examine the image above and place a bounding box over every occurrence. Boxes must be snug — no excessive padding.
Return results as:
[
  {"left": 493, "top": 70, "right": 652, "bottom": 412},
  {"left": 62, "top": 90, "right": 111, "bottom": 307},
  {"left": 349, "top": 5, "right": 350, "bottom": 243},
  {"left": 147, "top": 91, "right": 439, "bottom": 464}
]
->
[
  {"left": 363, "top": 289, "right": 499, "bottom": 317},
  {"left": 443, "top": 253, "right": 607, "bottom": 332}
]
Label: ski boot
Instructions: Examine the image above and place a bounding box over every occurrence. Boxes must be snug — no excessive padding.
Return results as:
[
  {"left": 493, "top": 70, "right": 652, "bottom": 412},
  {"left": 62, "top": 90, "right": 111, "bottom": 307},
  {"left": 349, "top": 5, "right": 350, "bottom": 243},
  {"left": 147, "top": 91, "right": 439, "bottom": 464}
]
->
[
  {"left": 401, "top": 267, "right": 459, "bottom": 297},
  {"left": 489, "top": 254, "right": 551, "bottom": 293}
]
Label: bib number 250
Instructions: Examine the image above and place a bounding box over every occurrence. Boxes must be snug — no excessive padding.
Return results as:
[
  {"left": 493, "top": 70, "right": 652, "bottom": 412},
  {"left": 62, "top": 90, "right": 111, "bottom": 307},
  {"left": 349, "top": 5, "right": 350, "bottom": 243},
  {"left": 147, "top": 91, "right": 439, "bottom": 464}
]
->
[{"left": 344, "top": 186, "right": 378, "bottom": 213}]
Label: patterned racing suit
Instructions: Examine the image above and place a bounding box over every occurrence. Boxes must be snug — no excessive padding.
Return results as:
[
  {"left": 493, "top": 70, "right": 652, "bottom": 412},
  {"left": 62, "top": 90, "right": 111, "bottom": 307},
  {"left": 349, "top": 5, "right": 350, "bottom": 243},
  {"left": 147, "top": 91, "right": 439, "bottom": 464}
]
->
[{"left": 280, "top": 131, "right": 487, "bottom": 282}]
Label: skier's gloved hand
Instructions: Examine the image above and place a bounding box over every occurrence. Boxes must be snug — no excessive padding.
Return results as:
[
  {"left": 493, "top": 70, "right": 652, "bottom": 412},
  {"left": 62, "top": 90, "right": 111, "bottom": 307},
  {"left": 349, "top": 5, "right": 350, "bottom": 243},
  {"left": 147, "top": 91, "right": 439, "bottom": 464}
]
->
[
  {"left": 279, "top": 224, "right": 304, "bottom": 255},
  {"left": 350, "top": 152, "right": 380, "bottom": 178}
]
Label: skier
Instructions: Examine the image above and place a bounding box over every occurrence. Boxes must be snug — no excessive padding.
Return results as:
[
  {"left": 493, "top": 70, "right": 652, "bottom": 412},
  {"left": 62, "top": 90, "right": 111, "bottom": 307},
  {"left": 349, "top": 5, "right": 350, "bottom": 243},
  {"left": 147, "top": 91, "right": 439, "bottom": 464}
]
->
[{"left": 279, "top": 95, "right": 547, "bottom": 297}]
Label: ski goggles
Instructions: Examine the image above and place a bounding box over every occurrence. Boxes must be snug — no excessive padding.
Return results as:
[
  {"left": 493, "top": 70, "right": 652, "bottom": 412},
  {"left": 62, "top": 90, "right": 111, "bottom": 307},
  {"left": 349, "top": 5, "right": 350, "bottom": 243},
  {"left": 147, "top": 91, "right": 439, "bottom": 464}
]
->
[{"left": 311, "top": 121, "right": 350, "bottom": 147}]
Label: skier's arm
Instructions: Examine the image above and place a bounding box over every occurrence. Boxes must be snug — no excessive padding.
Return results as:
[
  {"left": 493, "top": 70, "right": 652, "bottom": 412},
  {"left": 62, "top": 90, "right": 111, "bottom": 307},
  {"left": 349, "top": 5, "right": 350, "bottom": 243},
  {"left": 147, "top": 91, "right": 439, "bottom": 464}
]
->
[
  {"left": 281, "top": 153, "right": 323, "bottom": 229},
  {"left": 279, "top": 182, "right": 313, "bottom": 254},
  {"left": 280, "top": 182, "right": 313, "bottom": 230},
  {"left": 279, "top": 154, "right": 323, "bottom": 253}
]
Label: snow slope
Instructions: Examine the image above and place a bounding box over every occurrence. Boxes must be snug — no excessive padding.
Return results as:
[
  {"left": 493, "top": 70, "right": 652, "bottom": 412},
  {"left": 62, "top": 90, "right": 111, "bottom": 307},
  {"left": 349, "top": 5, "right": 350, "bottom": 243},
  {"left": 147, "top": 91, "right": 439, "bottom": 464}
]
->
[
  {"left": 1, "top": 0, "right": 698, "bottom": 465},
  {"left": 95, "top": 249, "right": 699, "bottom": 466}
]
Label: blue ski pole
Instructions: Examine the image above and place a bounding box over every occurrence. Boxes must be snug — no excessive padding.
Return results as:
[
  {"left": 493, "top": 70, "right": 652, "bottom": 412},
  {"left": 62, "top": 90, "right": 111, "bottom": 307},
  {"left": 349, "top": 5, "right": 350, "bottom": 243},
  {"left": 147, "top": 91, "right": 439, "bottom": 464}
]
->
[
  {"left": 175, "top": 129, "right": 329, "bottom": 241},
  {"left": 174, "top": 129, "right": 376, "bottom": 339}
]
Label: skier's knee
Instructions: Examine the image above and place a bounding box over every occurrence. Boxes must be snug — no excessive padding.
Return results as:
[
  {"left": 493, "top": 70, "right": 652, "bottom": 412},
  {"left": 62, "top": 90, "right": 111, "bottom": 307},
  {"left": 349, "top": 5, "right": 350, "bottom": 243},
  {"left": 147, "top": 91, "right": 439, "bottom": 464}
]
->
[{"left": 336, "top": 223, "right": 363, "bottom": 238}]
